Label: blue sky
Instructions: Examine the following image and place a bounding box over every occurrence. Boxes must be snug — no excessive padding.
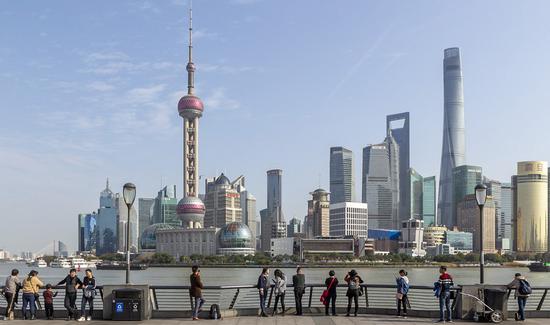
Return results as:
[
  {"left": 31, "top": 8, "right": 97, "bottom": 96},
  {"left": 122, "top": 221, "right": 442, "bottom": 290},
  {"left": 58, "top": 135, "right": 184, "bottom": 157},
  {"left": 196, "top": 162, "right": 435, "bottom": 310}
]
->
[{"left": 1, "top": 0, "right": 549, "bottom": 253}]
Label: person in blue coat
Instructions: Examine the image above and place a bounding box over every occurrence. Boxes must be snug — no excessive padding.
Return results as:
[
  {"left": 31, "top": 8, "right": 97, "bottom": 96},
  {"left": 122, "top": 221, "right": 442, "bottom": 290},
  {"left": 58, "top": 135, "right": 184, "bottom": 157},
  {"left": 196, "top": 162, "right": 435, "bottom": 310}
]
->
[{"left": 395, "top": 270, "right": 410, "bottom": 318}]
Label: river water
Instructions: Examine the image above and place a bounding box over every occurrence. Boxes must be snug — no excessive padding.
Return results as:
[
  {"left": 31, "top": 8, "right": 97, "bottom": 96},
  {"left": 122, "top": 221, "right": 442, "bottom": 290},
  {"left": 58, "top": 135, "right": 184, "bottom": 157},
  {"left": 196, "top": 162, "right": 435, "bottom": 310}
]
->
[{"left": 0, "top": 262, "right": 546, "bottom": 287}]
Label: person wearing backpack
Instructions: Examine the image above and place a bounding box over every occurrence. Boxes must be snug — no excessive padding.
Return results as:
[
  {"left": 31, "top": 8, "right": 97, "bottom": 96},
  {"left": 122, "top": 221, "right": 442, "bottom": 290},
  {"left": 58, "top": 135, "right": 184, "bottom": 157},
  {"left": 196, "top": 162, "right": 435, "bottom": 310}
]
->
[
  {"left": 323, "top": 270, "right": 338, "bottom": 316},
  {"left": 396, "top": 269, "right": 410, "bottom": 318},
  {"left": 344, "top": 269, "right": 364, "bottom": 317},
  {"left": 507, "top": 273, "right": 531, "bottom": 321}
]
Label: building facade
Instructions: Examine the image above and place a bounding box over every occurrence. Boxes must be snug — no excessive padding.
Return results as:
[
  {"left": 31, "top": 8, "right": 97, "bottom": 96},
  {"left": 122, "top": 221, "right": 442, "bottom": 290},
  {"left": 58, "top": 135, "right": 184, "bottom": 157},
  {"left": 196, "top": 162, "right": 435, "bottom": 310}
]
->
[
  {"left": 138, "top": 198, "right": 155, "bottom": 243},
  {"left": 307, "top": 189, "right": 330, "bottom": 237},
  {"left": 515, "top": 161, "right": 548, "bottom": 253},
  {"left": 387, "top": 112, "right": 410, "bottom": 222},
  {"left": 398, "top": 218, "right": 426, "bottom": 257},
  {"left": 157, "top": 227, "right": 218, "bottom": 259},
  {"left": 329, "top": 202, "right": 369, "bottom": 238},
  {"left": 116, "top": 195, "right": 138, "bottom": 253},
  {"left": 152, "top": 186, "right": 179, "bottom": 226},
  {"left": 424, "top": 225, "right": 447, "bottom": 247},
  {"left": 422, "top": 176, "right": 437, "bottom": 226},
  {"left": 78, "top": 212, "right": 97, "bottom": 253},
  {"left": 452, "top": 165, "right": 482, "bottom": 228},
  {"left": 445, "top": 229, "right": 473, "bottom": 253},
  {"left": 484, "top": 178, "right": 503, "bottom": 249},
  {"left": 330, "top": 146, "right": 355, "bottom": 204},
  {"left": 204, "top": 173, "right": 242, "bottom": 228},
  {"left": 409, "top": 168, "right": 423, "bottom": 220},
  {"left": 438, "top": 47, "right": 466, "bottom": 228},
  {"left": 457, "top": 194, "right": 496, "bottom": 253},
  {"left": 287, "top": 217, "right": 302, "bottom": 237},
  {"left": 362, "top": 136, "right": 399, "bottom": 229},
  {"left": 499, "top": 182, "right": 513, "bottom": 251},
  {"left": 96, "top": 181, "right": 118, "bottom": 256}
]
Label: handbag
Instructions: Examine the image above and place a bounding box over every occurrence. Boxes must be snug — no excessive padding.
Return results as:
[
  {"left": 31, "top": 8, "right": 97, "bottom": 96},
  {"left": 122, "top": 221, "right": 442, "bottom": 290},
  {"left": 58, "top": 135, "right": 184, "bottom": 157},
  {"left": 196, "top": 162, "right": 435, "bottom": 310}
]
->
[
  {"left": 320, "top": 278, "right": 336, "bottom": 305},
  {"left": 396, "top": 293, "right": 403, "bottom": 300}
]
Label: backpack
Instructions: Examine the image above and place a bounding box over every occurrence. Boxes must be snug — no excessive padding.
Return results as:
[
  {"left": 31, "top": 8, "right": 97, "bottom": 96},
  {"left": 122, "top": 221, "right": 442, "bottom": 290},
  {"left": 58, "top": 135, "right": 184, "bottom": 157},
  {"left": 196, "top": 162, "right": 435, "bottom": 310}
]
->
[
  {"left": 400, "top": 279, "right": 410, "bottom": 295},
  {"left": 348, "top": 278, "right": 360, "bottom": 290},
  {"left": 518, "top": 279, "right": 532, "bottom": 296},
  {"left": 209, "top": 304, "right": 221, "bottom": 320}
]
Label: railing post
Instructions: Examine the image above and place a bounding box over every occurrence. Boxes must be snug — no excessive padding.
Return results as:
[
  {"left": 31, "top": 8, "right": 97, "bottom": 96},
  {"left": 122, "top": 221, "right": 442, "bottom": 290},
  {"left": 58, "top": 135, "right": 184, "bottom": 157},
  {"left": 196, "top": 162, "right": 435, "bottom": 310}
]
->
[
  {"left": 364, "top": 286, "right": 369, "bottom": 308},
  {"left": 229, "top": 289, "right": 240, "bottom": 310},
  {"left": 151, "top": 288, "right": 159, "bottom": 311},
  {"left": 537, "top": 289, "right": 548, "bottom": 311},
  {"left": 308, "top": 286, "right": 313, "bottom": 308},
  {"left": 267, "top": 286, "right": 274, "bottom": 308}
]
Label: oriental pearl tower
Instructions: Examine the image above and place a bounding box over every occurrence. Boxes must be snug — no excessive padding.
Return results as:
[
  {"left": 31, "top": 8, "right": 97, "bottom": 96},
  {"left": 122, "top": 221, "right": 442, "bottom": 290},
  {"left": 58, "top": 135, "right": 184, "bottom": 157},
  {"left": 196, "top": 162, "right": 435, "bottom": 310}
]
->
[{"left": 176, "top": 7, "right": 205, "bottom": 229}]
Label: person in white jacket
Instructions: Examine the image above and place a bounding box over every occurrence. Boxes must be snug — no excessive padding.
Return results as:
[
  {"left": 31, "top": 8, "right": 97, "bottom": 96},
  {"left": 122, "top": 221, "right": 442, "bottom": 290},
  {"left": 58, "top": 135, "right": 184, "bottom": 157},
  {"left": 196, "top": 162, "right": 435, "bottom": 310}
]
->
[{"left": 272, "top": 269, "right": 287, "bottom": 316}]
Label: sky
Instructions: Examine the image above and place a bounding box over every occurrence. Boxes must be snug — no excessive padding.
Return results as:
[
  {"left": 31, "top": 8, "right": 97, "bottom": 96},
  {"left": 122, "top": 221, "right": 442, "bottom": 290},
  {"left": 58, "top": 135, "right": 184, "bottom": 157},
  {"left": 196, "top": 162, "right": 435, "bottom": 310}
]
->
[{"left": 1, "top": 0, "right": 550, "bottom": 254}]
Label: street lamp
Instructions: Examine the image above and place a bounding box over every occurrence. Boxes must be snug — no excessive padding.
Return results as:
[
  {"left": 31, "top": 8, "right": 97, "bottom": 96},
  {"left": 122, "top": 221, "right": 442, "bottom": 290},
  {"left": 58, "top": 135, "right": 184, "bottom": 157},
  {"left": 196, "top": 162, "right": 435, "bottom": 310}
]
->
[
  {"left": 123, "top": 182, "right": 136, "bottom": 284},
  {"left": 475, "top": 183, "right": 487, "bottom": 284}
]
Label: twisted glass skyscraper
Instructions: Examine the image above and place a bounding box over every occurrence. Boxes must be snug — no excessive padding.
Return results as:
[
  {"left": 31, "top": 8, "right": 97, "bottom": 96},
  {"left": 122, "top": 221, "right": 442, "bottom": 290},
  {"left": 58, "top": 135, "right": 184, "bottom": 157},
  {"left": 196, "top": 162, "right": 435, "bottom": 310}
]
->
[{"left": 438, "top": 47, "right": 466, "bottom": 227}]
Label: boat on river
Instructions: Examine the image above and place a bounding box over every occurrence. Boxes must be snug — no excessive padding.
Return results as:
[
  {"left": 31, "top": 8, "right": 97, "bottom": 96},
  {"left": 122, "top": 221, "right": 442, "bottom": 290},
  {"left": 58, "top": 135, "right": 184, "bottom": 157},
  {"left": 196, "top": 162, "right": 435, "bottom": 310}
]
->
[
  {"left": 96, "top": 261, "right": 148, "bottom": 270},
  {"left": 528, "top": 261, "right": 550, "bottom": 272}
]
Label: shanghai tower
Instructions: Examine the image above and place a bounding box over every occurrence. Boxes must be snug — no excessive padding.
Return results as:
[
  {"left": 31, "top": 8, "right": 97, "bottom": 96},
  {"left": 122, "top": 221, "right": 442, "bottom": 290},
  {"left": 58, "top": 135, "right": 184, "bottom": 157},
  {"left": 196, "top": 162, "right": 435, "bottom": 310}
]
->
[{"left": 437, "top": 47, "right": 466, "bottom": 228}]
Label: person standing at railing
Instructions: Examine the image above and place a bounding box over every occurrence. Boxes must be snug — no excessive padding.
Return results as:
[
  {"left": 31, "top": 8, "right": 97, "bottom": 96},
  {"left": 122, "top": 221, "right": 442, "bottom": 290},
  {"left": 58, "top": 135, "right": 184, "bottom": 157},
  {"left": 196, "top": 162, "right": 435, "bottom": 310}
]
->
[
  {"left": 323, "top": 270, "right": 338, "bottom": 316},
  {"left": 436, "top": 265, "right": 454, "bottom": 323},
  {"left": 395, "top": 269, "right": 409, "bottom": 318},
  {"left": 507, "top": 273, "right": 531, "bottom": 322},
  {"left": 77, "top": 269, "right": 96, "bottom": 322},
  {"left": 292, "top": 267, "right": 305, "bottom": 316},
  {"left": 21, "top": 270, "right": 43, "bottom": 320},
  {"left": 344, "top": 269, "right": 363, "bottom": 317},
  {"left": 190, "top": 265, "right": 205, "bottom": 321},
  {"left": 57, "top": 268, "right": 83, "bottom": 321},
  {"left": 3, "top": 268, "right": 21, "bottom": 320},
  {"left": 272, "top": 269, "right": 286, "bottom": 316},
  {"left": 257, "top": 268, "right": 269, "bottom": 317}
]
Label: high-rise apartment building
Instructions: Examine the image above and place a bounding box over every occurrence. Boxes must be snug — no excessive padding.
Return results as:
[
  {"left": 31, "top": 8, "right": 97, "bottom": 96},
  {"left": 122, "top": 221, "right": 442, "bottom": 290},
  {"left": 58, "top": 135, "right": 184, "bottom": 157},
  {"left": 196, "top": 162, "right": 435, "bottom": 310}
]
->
[
  {"left": 387, "top": 112, "right": 410, "bottom": 222},
  {"left": 329, "top": 202, "right": 368, "bottom": 238},
  {"left": 307, "top": 189, "right": 330, "bottom": 237},
  {"left": 438, "top": 47, "right": 466, "bottom": 228},
  {"left": 422, "top": 176, "right": 437, "bottom": 226},
  {"left": 457, "top": 194, "right": 496, "bottom": 253},
  {"left": 452, "top": 165, "right": 482, "bottom": 228},
  {"left": 330, "top": 147, "right": 355, "bottom": 204},
  {"left": 204, "top": 173, "right": 242, "bottom": 228},
  {"left": 138, "top": 198, "right": 155, "bottom": 240},
  {"left": 362, "top": 135, "right": 399, "bottom": 229},
  {"left": 515, "top": 161, "right": 548, "bottom": 253}
]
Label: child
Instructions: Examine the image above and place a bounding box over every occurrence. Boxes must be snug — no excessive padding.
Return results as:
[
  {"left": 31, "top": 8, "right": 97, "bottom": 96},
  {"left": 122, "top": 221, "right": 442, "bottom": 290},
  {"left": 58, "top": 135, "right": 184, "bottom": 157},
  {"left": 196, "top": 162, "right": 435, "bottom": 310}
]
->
[{"left": 43, "top": 284, "right": 58, "bottom": 320}]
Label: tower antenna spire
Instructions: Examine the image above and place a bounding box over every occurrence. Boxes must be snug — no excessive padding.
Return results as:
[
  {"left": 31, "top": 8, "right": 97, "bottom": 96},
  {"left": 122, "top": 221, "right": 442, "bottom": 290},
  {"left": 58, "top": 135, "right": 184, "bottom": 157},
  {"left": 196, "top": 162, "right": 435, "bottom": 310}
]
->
[{"left": 186, "top": 0, "right": 195, "bottom": 95}]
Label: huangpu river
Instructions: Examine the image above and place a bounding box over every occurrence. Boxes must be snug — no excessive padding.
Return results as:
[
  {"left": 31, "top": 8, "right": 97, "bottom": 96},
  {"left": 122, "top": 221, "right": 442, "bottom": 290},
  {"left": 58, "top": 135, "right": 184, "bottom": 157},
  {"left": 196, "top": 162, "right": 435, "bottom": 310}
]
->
[{"left": 0, "top": 262, "right": 548, "bottom": 287}]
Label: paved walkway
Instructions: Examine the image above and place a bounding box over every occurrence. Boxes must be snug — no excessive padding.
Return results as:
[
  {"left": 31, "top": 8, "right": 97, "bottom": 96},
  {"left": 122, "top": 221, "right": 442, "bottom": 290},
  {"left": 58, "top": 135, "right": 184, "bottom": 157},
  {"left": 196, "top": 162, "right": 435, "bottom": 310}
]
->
[{"left": 3, "top": 315, "right": 546, "bottom": 324}]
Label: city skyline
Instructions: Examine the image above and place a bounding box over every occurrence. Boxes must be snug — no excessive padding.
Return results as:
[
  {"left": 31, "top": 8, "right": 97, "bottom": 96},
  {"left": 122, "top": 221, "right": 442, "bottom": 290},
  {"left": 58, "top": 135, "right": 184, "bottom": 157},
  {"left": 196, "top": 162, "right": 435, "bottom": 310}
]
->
[{"left": 2, "top": 1, "right": 550, "bottom": 252}]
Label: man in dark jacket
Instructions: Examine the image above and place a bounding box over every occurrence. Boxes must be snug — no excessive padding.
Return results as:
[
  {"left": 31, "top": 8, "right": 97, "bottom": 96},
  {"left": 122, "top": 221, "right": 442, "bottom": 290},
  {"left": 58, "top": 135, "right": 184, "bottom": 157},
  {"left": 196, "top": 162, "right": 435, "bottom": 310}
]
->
[
  {"left": 190, "top": 266, "right": 204, "bottom": 320},
  {"left": 257, "top": 268, "right": 269, "bottom": 317},
  {"left": 507, "top": 273, "right": 529, "bottom": 321},
  {"left": 324, "top": 270, "right": 338, "bottom": 316},
  {"left": 292, "top": 267, "right": 305, "bottom": 315},
  {"left": 57, "top": 268, "right": 82, "bottom": 320}
]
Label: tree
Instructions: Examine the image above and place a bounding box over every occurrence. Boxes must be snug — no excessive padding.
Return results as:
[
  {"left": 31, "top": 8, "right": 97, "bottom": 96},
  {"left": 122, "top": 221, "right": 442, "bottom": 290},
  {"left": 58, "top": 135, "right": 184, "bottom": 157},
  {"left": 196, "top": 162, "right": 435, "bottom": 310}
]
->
[{"left": 150, "top": 253, "right": 175, "bottom": 265}]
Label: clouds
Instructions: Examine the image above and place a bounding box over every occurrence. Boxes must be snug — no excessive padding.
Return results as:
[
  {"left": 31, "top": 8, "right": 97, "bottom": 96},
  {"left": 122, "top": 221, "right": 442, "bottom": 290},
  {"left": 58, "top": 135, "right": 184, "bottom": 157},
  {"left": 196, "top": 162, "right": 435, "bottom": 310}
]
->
[
  {"left": 204, "top": 88, "right": 240, "bottom": 110},
  {"left": 126, "top": 84, "right": 166, "bottom": 104}
]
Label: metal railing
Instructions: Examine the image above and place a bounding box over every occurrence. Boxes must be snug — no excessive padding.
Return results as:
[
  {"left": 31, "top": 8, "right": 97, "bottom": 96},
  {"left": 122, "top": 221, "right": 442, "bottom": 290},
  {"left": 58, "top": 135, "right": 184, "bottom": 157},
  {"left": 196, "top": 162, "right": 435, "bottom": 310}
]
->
[{"left": 1, "top": 284, "right": 549, "bottom": 318}]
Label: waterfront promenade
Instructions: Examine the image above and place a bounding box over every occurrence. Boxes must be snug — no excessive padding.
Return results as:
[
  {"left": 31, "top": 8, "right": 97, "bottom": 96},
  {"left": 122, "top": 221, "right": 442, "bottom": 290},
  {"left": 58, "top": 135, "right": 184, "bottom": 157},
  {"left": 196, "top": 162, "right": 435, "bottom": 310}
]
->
[{"left": 3, "top": 315, "right": 548, "bottom": 324}]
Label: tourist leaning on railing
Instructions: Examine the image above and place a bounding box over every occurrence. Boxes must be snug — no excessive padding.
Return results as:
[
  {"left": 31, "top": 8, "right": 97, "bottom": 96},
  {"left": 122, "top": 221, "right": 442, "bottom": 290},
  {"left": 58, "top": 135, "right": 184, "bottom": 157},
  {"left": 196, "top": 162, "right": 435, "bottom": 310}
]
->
[
  {"left": 3, "top": 268, "right": 21, "bottom": 320},
  {"left": 507, "top": 273, "right": 532, "bottom": 321},
  {"left": 22, "top": 270, "right": 43, "bottom": 320},
  {"left": 57, "top": 268, "right": 83, "bottom": 321}
]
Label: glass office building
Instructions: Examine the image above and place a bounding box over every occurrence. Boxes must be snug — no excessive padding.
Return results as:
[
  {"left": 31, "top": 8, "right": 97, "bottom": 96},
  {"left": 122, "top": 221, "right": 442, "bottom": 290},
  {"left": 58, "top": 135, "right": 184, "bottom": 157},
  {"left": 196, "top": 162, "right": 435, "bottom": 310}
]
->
[
  {"left": 445, "top": 230, "right": 473, "bottom": 252},
  {"left": 422, "top": 176, "right": 436, "bottom": 226},
  {"left": 452, "top": 165, "right": 482, "bottom": 228},
  {"left": 330, "top": 146, "right": 355, "bottom": 204},
  {"left": 409, "top": 168, "right": 423, "bottom": 220}
]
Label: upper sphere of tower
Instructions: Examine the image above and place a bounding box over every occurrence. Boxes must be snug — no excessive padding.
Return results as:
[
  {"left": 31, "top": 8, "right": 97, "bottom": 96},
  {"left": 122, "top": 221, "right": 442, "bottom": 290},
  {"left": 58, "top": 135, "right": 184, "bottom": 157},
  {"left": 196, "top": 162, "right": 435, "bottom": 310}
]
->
[{"left": 178, "top": 94, "right": 204, "bottom": 119}]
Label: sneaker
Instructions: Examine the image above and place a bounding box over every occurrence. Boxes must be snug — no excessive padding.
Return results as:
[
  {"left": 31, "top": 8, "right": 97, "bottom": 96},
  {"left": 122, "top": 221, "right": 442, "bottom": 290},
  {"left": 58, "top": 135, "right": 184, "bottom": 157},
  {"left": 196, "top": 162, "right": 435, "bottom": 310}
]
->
[
  {"left": 77, "top": 316, "right": 86, "bottom": 322},
  {"left": 86, "top": 316, "right": 92, "bottom": 321},
  {"left": 446, "top": 320, "right": 453, "bottom": 323}
]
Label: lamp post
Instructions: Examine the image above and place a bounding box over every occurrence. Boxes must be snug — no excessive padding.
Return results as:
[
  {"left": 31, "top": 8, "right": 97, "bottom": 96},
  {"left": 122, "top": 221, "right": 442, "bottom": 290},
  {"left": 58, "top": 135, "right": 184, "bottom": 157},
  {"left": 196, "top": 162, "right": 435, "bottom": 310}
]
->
[
  {"left": 475, "top": 183, "right": 487, "bottom": 284},
  {"left": 123, "top": 183, "right": 136, "bottom": 285}
]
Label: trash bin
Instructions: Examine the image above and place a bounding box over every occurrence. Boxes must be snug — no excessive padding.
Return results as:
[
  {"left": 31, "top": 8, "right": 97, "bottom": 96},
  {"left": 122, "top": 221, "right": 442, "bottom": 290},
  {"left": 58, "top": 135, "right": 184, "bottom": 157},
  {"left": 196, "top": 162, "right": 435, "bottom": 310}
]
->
[
  {"left": 484, "top": 288, "right": 508, "bottom": 317},
  {"left": 111, "top": 288, "right": 144, "bottom": 321}
]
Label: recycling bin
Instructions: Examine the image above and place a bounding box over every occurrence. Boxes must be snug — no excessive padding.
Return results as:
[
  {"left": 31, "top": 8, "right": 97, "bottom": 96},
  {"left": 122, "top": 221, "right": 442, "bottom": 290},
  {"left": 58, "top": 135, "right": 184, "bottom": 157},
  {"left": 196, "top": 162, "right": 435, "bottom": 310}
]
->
[{"left": 111, "top": 288, "right": 144, "bottom": 321}]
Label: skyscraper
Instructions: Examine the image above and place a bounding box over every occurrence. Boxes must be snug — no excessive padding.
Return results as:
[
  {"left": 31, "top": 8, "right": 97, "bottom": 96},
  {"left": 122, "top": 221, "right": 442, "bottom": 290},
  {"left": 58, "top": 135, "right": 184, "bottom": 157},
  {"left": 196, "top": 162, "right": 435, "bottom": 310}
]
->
[
  {"left": 452, "top": 165, "right": 482, "bottom": 228},
  {"left": 235, "top": 178, "right": 257, "bottom": 247},
  {"left": 116, "top": 194, "right": 138, "bottom": 253},
  {"left": 438, "top": 47, "right": 466, "bottom": 228},
  {"left": 330, "top": 147, "right": 355, "bottom": 204},
  {"left": 515, "top": 161, "right": 548, "bottom": 253},
  {"left": 484, "top": 178, "right": 502, "bottom": 249},
  {"left": 96, "top": 180, "right": 118, "bottom": 256},
  {"left": 362, "top": 135, "right": 399, "bottom": 229},
  {"left": 176, "top": 7, "right": 206, "bottom": 230},
  {"left": 138, "top": 198, "right": 155, "bottom": 240},
  {"left": 422, "top": 176, "right": 437, "bottom": 226},
  {"left": 267, "top": 169, "right": 283, "bottom": 221},
  {"left": 151, "top": 186, "right": 179, "bottom": 225},
  {"left": 203, "top": 173, "right": 242, "bottom": 228},
  {"left": 500, "top": 183, "right": 513, "bottom": 250},
  {"left": 409, "top": 168, "right": 423, "bottom": 220},
  {"left": 329, "top": 202, "right": 368, "bottom": 238},
  {"left": 457, "top": 194, "right": 496, "bottom": 253},
  {"left": 387, "top": 112, "right": 410, "bottom": 221},
  {"left": 78, "top": 212, "right": 97, "bottom": 253},
  {"left": 287, "top": 217, "right": 302, "bottom": 237},
  {"left": 307, "top": 189, "right": 330, "bottom": 237}
]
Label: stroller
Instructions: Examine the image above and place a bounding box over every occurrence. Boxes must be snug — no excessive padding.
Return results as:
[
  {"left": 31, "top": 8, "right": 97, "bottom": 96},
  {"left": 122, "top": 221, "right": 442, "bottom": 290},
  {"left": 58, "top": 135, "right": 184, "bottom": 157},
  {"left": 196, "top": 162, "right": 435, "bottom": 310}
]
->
[{"left": 459, "top": 290, "right": 504, "bottom": 323}]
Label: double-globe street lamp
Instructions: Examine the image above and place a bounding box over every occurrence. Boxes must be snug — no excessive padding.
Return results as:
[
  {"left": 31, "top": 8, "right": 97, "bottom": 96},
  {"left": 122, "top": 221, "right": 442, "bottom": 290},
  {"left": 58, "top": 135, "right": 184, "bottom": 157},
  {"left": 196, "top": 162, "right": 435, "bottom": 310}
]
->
[
  {"left": 475, "top": 183, "right": 488, "bottom": 284},
  {"left": 123, "top": 183, "right": 136, "bottom": 285}
]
